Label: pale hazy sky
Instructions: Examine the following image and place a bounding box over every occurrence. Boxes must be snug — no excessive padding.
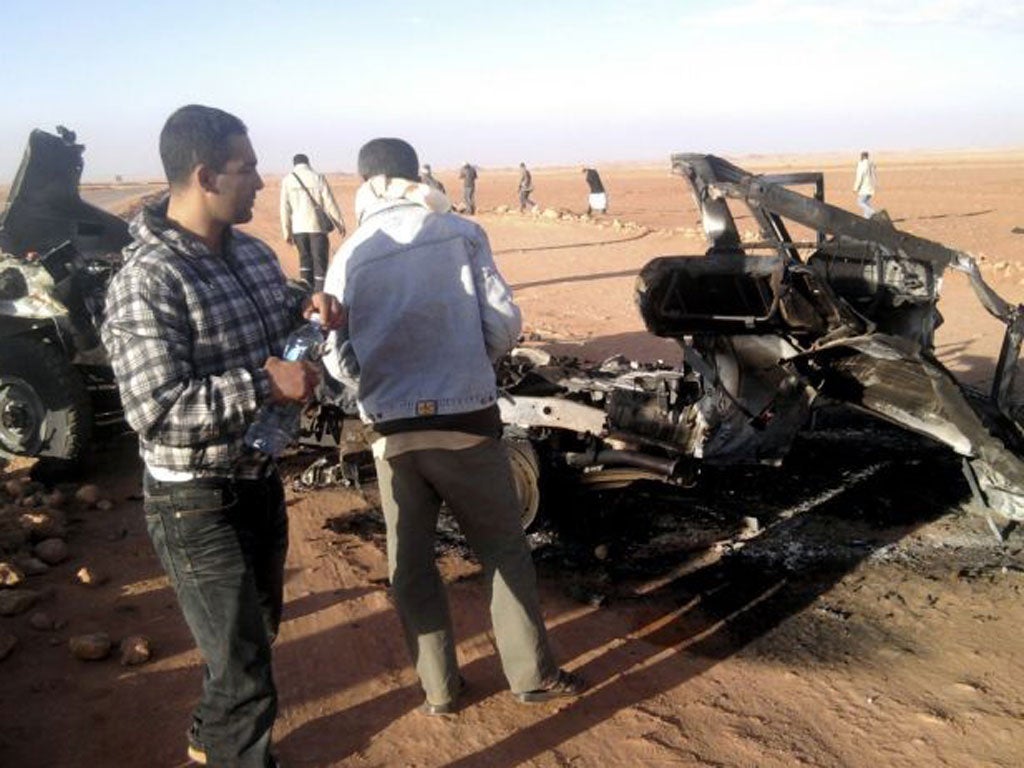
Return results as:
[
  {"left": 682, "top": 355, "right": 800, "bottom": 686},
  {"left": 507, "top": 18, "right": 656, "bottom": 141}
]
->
[{"left": 2, "top": 0, "right": 1022, "bottom": 181}]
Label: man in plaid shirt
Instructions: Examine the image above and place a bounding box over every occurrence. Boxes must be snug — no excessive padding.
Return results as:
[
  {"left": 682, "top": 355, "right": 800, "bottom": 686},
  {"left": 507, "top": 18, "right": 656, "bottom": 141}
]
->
[{"left": 102, "top": 104, "right": 342, "bottom": 768}]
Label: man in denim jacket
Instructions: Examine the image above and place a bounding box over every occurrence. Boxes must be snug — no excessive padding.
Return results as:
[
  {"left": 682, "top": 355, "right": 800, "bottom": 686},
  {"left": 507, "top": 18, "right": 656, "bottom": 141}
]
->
[{"left": 323, "top": 138, "right": 584, "bottom": 714}]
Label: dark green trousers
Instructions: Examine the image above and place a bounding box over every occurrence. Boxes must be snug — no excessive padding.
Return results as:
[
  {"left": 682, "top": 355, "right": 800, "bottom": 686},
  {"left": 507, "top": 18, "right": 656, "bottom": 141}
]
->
[{"left": 375, "top": 438, "right": 557, "bottom": 704}]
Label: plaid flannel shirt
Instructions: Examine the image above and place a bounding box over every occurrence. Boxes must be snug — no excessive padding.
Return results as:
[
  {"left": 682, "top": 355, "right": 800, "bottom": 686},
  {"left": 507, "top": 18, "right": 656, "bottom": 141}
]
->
[{"left": 101, "top": 199, "right": 303, "bottom": 475}]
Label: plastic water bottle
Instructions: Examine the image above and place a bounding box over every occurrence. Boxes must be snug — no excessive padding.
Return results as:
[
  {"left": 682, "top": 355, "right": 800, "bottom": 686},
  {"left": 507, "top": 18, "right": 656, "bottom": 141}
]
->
[{"left": 245, "top": 314, "right": 324, "bottom": 457}]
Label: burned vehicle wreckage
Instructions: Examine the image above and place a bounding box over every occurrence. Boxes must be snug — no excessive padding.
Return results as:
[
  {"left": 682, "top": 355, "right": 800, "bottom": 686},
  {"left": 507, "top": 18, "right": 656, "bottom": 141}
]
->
[
  {"left": 307, "top": 154, "right": 1024, "bottom": 530},
  {"left": 0, "top": 128, "right": 130, "bottom": 475}
]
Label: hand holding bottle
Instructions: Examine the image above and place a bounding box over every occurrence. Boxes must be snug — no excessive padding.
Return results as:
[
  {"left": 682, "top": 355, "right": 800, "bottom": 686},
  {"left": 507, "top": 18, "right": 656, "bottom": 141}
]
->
[{"left": 264, "top": 358, "right": 320, "bottom": 403}]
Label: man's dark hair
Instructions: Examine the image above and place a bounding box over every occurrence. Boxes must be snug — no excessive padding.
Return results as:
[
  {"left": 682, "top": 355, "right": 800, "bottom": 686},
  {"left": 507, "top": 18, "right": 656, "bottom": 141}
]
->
[
  {"left": 159, "top": 105, "right": 248, "bottom": 187},
  {"left": 293, "top": 153, "right": 309, "bottom": 166},
  {"left": 357, "top": 138, "right": 419, "bottom": 181}
]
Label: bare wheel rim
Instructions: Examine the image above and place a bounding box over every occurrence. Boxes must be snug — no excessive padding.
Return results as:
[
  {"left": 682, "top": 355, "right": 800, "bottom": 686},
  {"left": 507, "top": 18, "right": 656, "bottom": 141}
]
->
[
  {"left": 0, "top": 376, "right": 46, "bottom": 456},
  {"left": 505, "top": 438, "right": 541, "bottom": 530}
]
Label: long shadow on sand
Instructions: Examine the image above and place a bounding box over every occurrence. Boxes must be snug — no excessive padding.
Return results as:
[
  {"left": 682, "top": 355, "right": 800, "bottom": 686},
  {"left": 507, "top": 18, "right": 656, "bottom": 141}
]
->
[{"left": 279, "top": 417, "right": 980, "bottom": 766}]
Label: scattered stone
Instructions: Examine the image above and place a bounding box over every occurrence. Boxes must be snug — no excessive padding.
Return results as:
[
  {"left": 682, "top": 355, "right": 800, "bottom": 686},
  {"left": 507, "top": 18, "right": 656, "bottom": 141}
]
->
[
  {"left": 44, "top": 489, "right": 67, "bottom": 508},
  {"left": 0, "top": 588, "right": 40, "bottom": 616},
  {"left": 0, "top": 515, "right": 28, "bottom": 550},
  {"left": 119, "top": 635, "right": 153, "bottom": 666},
  {"left": 74, "top": 484, "right": 101, "bottom": 507},
  {"left": 593, "top": 544, "right": 610, "bottom": 561},
  {"left": 20, "top": 494, "right": 42, "bottom": 508},
  {"left": 75, "top": 566, "right": 108, "bottom": 587},
  {"left": 4, "top": 479, "right": 28, "bottom": 500},
  {"left": 34, "top": 538, "right": 69, "bottom": 565},
  {"left": 16, "top": 557, "right": 49, "bottom": 576},
  {"left": 0, "top": 631, "right": 17, "bottom": 660},
  {"left": 19, "top": 509, "right": 67, "bottom": 540},
  {"left": 95, "top": 499, "right": 114, "bottom": 512},
  {"left": 495, "top": 205, "right": 509, "bottom": 214},
  {"left": 541, "top": 208, "right": 560, "bottom": 220},
  {"left": 28, "top": 611, "right": 56, "bottom": 631},
  {"left": 69, "top": 632, "right": 112, "bottom": 661},
  {"left": 0, "top": 561, "right": 26, "bottom": 587}
]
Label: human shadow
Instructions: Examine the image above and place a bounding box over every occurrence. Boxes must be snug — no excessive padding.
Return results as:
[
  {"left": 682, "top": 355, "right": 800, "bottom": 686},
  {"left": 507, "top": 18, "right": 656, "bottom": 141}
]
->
[
  {"left": 439, "top": 423, "right": 974, "bottom": 767},
  {"left": 511, "top": 268, "right": 641, "bottom": 292},
  {"left": 494, "top": 229, "right": 652, "bottom": 257},
  {"left": 892, "top": 209, "right": 994, "bottom": 223}
]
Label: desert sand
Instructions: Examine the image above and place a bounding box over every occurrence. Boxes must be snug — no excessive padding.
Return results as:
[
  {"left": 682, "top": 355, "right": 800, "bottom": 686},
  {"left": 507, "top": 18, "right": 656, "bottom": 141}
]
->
[{"left": 2, "top": 153, "right": 1023, "bottom": 767}]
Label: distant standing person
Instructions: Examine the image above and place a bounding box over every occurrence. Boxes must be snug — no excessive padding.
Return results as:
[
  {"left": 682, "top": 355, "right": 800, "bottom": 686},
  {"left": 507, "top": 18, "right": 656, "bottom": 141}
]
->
[
  {"left": 281, "top": 153, "right": 346, "bottom": 291},
  {"left": 582, "top": 166, "right": 607, "bottom": 215},
  {"left": 422, "top": 163, "right": 446, "bottom": 195},
  {"left": 853, "top": 150, "right": 878, "bottom": 218},
  {"left": 517, "top": 162, "right": 536, "bottom": 212},
  {"left": 459, "top": 161, "right": 477, "bottom": 214}
]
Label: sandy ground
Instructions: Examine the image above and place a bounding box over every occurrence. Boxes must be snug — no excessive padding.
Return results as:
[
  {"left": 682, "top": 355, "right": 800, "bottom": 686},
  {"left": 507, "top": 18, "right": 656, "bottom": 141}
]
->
[{"left": 2, "top": 153, "right": 1024, "bottom": 767}]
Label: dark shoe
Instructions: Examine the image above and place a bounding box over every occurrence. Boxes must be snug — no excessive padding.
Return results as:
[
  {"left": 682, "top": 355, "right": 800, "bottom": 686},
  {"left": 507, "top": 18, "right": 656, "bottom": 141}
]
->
[
  {"left": 419, "top": 676, "right": 466, "bottom": 716},
  {"left": 514, "top": 670, "right": 587, "bottom": 704}
]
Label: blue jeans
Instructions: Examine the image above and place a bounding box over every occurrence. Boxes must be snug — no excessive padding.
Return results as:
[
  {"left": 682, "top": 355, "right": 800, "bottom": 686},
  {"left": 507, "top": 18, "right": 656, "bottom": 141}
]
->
[{"left": 144, "top": 471, "right": 287, "bottom": 768}]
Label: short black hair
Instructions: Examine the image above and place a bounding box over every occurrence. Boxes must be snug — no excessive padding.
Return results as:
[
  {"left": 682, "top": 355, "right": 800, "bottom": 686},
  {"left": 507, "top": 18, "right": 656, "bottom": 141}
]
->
[
  {"left": 357, "top": 138, "right": 419, "bottom": 181},
  {"left": 293, "top": 153, "right": 309, "bottom": 165},
  {"left": 159, "top": 105, "right": 248, "bottom": 187}
]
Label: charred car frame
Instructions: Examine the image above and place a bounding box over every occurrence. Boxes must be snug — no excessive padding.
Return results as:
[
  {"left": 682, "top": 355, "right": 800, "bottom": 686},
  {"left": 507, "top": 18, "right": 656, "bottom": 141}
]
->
[
  {"left": 309, "top": 153, "right": 1024, "bottom": 531},
  {"left": 0, "top": 127, "right": 130, "bottom": 474}
]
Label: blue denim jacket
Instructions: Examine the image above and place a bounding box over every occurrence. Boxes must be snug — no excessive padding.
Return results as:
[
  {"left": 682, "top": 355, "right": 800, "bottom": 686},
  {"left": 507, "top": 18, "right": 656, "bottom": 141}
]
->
[{"left": 323, "top": 199, "right": 521, "bottom": 425}]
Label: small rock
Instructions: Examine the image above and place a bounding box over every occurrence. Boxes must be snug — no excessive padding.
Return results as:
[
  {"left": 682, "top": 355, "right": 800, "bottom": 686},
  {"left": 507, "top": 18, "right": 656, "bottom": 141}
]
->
[
  {"left": 0, "top": 588, "right": 40, "bottom": 616},
  {"left": 34, "top": 538, "right": 69, "bottom": 565},
  {"left": 0, "top": 561, "right": 26, "bottom": 587},
  {"left": 495, "top": 205, "right": 509, "bottom": 214},
  {"left": 541, "top": 208, "right": 560, "bottom": 220},
  {"left": 20, "top": 495, "right": 41, "bottom": 508},
  {"left": 119, "top": 635, "right": 153, "bottom": 666},
  {"left": 19, "top": 509, "right": 67, "bottom": 540},
  {"left": 4, "top": 479, "right": 28, "bottom": 500},
  {"left": 69, "top": 633, "right": 112, "bottom": 661},
  {"left": 43, "top": 489, "right": 67, "bottom": 508},
  {"left": 593, "top": 544, "right": 610, "bottom": 561},
  {"left": 0, "top": 631, "right": 17, "bottom": 660},
  {"left": 75, "top": 566, "right": 108, "bottom": 587},
  {"left": 74, "top": 484, "right": 101, "bottom": 507},
  {"left": 16, "top": 557, "right": 49, "bottom": 576},
  {"left": 28, "top": 611, "right": 56, "bottom": 631},
  {"left": 95, "top": 499, "right": 114, "bottom": 512}
]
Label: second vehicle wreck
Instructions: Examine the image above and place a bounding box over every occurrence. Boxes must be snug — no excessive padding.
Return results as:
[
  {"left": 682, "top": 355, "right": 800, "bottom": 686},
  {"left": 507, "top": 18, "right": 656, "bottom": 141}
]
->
[{"left": 308, "top": 153, "right": 1024, "bottom": 529}]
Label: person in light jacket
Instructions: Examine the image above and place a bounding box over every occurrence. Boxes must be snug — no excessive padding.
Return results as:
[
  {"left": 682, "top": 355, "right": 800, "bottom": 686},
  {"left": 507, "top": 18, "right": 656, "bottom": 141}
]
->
[
  {"left": 280, "top": 153, "right": 346, "bottom": 290},
  {"left": 853, "top": 150, "right": 878, "bottom": 218},
  {"left": 323, "top": 137, "right": 585, "bottom": 716}
]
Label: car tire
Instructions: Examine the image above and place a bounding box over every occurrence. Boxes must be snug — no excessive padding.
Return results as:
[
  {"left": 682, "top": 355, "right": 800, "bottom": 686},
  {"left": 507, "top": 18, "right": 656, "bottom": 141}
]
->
[
  {"left": 0, "top": 336, "right": 92, "bottom": 477},
  {"left": 504, "top": 437, "right": 542, "bottom": 531}
]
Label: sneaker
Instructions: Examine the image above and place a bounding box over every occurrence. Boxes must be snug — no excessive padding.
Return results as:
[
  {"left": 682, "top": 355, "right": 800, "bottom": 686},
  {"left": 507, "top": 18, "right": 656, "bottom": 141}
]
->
[
  {"left": 514, "top": 670, "right": 587, "bottom": 704},
  {"left": 419, "top": 676, "right": 466, "bottom": 716}
]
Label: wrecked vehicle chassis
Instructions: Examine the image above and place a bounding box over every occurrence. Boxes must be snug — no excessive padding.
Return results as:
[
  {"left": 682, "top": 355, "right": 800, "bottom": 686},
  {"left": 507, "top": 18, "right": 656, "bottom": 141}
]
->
[
  {"left": 0, "top": 127, "right": 129, "bottom": 475},
  {"left": 490, "top": 154, "right": 1024, "bottom": 528}
]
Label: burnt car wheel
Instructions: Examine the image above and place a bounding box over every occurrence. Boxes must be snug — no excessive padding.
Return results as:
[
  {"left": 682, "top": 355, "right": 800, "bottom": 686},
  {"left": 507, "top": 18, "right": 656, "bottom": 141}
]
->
[
  {"left": 505, "top": 437, "right": 541, "bottom": 530},
  {"left": 0, "top": 337, "right": 92, "bottom": 475}
]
